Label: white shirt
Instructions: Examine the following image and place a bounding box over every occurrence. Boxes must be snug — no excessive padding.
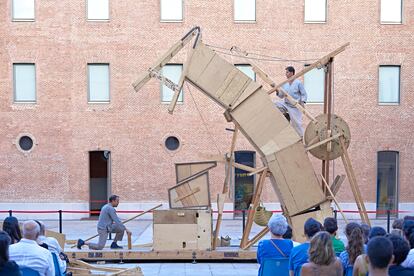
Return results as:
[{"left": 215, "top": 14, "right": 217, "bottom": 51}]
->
[
  {"left": 38, "top": 235, "right": 66, "bottom": 273},
  {"left": 402, "top": 248, "right": 414, "bottom": 268},
  {"left": 9, "top": 238, "right": 55, "bottom": 276}
]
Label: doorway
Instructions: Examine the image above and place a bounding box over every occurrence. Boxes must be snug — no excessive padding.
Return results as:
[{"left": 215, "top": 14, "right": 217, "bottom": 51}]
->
[
  {"left": 89, "top": 151, "right": 111, "bottom": 216},
  {"left": 376, "top": 151, "right": 399, "bottom": 218},
  {"left": 233, "top": 151, "right": 256, "bottom": 217}
]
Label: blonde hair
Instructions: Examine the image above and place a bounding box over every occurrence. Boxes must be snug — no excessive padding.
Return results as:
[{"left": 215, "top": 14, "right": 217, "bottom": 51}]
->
[{"left": 308, "top": 231, "right": 336, "bottom": 266}]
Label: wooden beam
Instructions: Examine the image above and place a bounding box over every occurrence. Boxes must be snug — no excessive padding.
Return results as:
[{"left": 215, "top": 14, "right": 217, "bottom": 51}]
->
[
  {"left": 331, "top": 174, "right": 346, "bottom": 196},
  {"left": 305, "top": 133, "right": 342, "bottom": 152},
  {"left": 320, "top": 174, "right": 348, "bottom": 224},
  {"left": 240, "top": 169, "right": 267, "bottom": 248},
  {"left": 242, "top": 227, "right": 270, "bottom": 250},
  {"left": 174, "top": 187, "right": 201, "bottom": 203},
  {"left": 247, "top": 166, "right": 268, "bottom": 176},
  {"left": 267, "top": 43, "right": 350, "bottom": 95}
]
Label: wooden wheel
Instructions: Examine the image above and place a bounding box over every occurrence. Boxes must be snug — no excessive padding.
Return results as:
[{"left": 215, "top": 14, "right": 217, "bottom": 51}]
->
[{"left": 304, "top": 114, "right": 351, "bottom": 160}]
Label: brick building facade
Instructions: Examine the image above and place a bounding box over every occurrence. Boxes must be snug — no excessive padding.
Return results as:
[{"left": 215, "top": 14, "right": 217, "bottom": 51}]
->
[{"left": 0, "top": 0, "right": 413, "bottom": 219}]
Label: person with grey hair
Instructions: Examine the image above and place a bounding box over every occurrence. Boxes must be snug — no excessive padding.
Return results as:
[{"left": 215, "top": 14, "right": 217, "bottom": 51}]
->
[
  {"left": 9, "top": 220, "right": 55, "bottom": 276},
  {"left": 257, "top": 214, "right": 293, "bottom": 271}
]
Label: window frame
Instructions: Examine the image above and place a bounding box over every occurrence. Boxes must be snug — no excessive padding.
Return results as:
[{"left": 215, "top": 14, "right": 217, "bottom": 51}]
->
[
  {"left": 380, "top": 0, "right": 403, "bottom": 25},
  {"left": 304, "top": 0, "right": 327, "bottom": 24},
  {"left": 233, "top": 0, "right": 256, "bottom": 23},
  {"left": 87, "top": 63, "right": 111, "bottom": 103},
  {"left": 13, "top": 63, "right": 36, "bottom": 103},
  {"left": 160, "top": 0, "right": 184, "bottom": 22},
  {"left": 86, "top": 0, "right": 110, "bottom": 22},
  {"left": 160, "top": 63, "right": 184, "bottom": 104},
  {"left": 378, "top": 65, "right": 401, "bottom": 105},
  {"left": 12, "top": 0, "right": 35, "bottom": 22}
]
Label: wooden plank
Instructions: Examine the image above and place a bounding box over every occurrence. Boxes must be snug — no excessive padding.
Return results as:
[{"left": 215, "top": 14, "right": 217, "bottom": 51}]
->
[
  {"left": 320, "top": 174, "right": 348, "bottom": 224},
  {"left": 127, "top": 232, "right": 132, "bottom": 250},
  {"left": 267, "top": 43, "right": 350, "bottom": 94},
  {"left": 247, "top": 166, "right": 268, "bottom": 176},
  {"left": 169, "top": 172, "right": 210, "bottom": 209},
  {"left": 242, "top": 227, "right": 270, "bottom": 250},
  {"left": 305, "top": 133, "right": 342, "bottom": 152},
  {"left": 240, "top": 169, "right": 267, "bottom": 248},
  {"left": 45, "top": 230, "right": 66, "bottom": 250},
  {"left": 174, "top": 187, "right": 201, "bottom": 203},
  {"left": 175, "top": 161, "right": 217, "bottom": 183},
  {"left": 331, "top": 174, "right": 346, "bottom": 196},
  {"left": 153, "top": 210, "right": 197, "bottom": 224}
]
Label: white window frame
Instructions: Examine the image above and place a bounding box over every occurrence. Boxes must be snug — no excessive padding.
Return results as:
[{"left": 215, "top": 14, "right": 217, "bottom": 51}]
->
[
  {"left": 234, "top": 0, "right": 256, "bottom": 22},
  {"left": 12, "top": 0, "right": 35, "bottom": 21},
  {"left": 235, "top": 64, "right": 256, "bottom": 81},
  {"left": 86, "top": 0, "right": 110, "bottom": 21},
  {"left": 378, "top": 65, "right": 400, "bottom": 105},
  {"left": 88, "top": 63, "right": 110, "bottom": 103},
  {"left": 161, "top": 64, "right": 183, "bottom": 104},
  {"left": 13, "top": 63, "right": 36, "bottom": 103},
  {"left": 304, "top": 67, "right": 325, "bottom": 104},
  {"left": 160, "top": 0, "right": 183, "bottom": 22},
  {"left": 304, "top": 0, "right": 327, "bottom": 23},
  {"left": 380, "top": 0, "right": 403, "bottom": 24}
]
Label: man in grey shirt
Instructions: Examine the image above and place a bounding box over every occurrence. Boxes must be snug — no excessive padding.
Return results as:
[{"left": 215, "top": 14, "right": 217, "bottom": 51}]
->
[
  {"left": 77, "top": 195, "right": 131, "bottom": 250},
  {"left": 274, "top": 66, "right": 307, "bottom": 137}
]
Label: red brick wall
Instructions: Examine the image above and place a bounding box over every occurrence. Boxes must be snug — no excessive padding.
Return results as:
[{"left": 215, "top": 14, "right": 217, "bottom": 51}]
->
[{"left": 0, "top": 0, "right": 413, "bottom": 206}]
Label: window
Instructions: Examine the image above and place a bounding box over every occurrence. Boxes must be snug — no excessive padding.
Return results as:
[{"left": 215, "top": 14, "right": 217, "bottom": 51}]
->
[
  {"left": 12, "top": 0, "right": 35, "bottom": 21},
  {"left": 304, "top": 0, "right": 327, "bottom": 23},
  {"left": 234, "top": 0, "right": 256, "bottom": 22},
  {"left": 87, "top": 0, "right": 109, "bottom": 20},
  {"left": 376, "top": 151, "right": 399, "bottom": 217},
  {"left": 165, "top": 136, "right": 180, "bottom": 151},
  {"left": 235, "top": 65, "right": 256, "bottom": 81},
  {"left": 304, "top": 68, "right": 325, "bottom": 103},
  {"left": 161, "top": 64, "right": 183, "bottom": 103},
  {"left": 13, "top": 64, "right": 36, "bottom": 102},
  {"left": 88, "top": 64, "right": 110, "bottom": 102},
  {"left": 381, "top": 0, "right": 402, "bottom": 24},
  {"left": 160, "top": 0, "right": 183, "bottom": 21},
  {"left": 379, "top": 66, "right": 400, "bottom": 104}
]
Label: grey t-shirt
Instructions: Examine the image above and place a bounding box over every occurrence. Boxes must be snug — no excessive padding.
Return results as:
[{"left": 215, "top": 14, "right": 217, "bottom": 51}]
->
[
  {"left": 279, "top": 79, "right": 307, "bottom": 108},
  {"left": 97, "top": 203, "right": 123, "bottom": 230}
]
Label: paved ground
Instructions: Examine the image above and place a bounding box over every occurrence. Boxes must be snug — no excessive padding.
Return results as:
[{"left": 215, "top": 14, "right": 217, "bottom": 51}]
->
[{"left": 26, "top": 218, "right": 392, "bottom": 275}]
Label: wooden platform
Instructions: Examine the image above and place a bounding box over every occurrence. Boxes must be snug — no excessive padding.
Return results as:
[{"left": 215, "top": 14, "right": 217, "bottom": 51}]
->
[{"left": 66, "top": 247, "right": 257, "bottom": 262}]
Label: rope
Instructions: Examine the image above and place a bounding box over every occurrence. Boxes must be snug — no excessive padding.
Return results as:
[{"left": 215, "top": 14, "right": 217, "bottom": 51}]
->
[
  {"left": 186, "top": 82, "right": 222, "bottom": 155},
  {"left": 205, "top": 43, "right": 319, "bottom": 64}
]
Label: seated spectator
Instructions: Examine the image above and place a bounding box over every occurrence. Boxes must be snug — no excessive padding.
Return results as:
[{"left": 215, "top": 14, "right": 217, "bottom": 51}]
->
[
  {"left": 388, "top": 234, "right": 414, "bottom": 275},
  {"left": 289, "top": 218, "right": 321, "bottom": 276},
  {"left": 369, "top": 226, "right": 387, "bottom": 240},
  {"left": 2, "top": 217, "right": 22, "bottom": 245},
  {"left": 257, "top": 214, "right": 293, "bottom": 266},
  {"left": 390, "top": 229, "right": 404, "bottom": 237},
  {"left": 282, "top": 226, "right": 300, "bottom": 247},
  {"left": 323, "top": 217, "right": 345, "bottom": 254},
  {"left": 9, "top": 220, "right": 55, "bottom": 276},
  {"left": 0, "top": 231, "right": 20, "bottom": 276},
  {"left": 403, "top": 220, "right": 414, "bottom": 239},
  {"left": 339, "top": 223, "right": 364, "bottom": 275},
  {"left": 301, "top": 231, "right": 343, "bottom": 276},
  {"left": 392, "top": 219, "right": 404, "bottom": 231},
  {"left": 360, "top": 223, "right": 370, "bottom": 245},
  {"left": 366, "top": 236, "right": 394, "bottom": 276},
  {"left": 401, "top": 221, "right": 414, "bottom": 268},
  {"left": 36, "top": 221, "right": 66, "bottom": 273}
]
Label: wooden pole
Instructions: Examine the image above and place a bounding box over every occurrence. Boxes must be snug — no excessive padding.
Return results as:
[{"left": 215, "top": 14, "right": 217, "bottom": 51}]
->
[
  {"left": 72, "top": 204, "right": 162, "bottom": 248},
  {"left": 242, "top": 227, "right": 269, "bottom": 250},
  {"left": 320, "top": 174, "right": 349, "bottom": 224}
]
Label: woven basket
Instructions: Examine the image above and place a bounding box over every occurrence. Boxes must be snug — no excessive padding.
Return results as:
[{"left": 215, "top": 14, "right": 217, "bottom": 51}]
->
[{"left": 253, "top": 205, "right": 273, "bottom": 226}]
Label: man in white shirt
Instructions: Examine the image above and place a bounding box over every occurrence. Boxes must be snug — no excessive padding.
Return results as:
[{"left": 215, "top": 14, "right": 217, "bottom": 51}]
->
[
  {"left": 36, "top": 220, "right": 66, "bottom": 273},
  {"left": 9, "top": 220, "right": 55, "bottom": 276}
]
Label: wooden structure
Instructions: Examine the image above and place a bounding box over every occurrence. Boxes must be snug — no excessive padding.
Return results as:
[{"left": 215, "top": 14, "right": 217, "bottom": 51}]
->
[{"left": 131, "top": 26, "right": 370, "bottom": 249}]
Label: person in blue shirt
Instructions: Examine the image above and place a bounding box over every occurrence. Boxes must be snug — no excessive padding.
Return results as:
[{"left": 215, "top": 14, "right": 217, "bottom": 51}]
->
[
  {"left": 289, "top": 218, "right": 321, "bottom": 276},
  {"left": 257, "top": 214, "right": 293, "bottom": 268},
  {"left": 388, "top": 234, "right": 414, "bottom": 276}
]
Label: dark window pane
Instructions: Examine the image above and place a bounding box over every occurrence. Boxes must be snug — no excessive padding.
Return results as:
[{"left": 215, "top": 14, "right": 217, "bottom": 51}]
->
[
  {"left": 377, "top": 151, "right": 399, "bottom": 217},
  {"left": 19, "top": 136, "right": 33, "bottom": 151},
  {"left": 165, "top": 136, "right": 180, "bottom": 151}
]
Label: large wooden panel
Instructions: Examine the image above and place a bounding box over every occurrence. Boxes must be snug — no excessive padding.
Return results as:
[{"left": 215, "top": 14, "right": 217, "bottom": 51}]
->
[
  {"left": 154, "top": 224, "right": 199, "bottom": 250},
  {"left": 267, "top": 142, "right": 326, "bottom": 215},
  {"left": 175, "top": 161, "right": 217, "bottom": 183},
  {"left": 153, "top": 210, "right": 197, "bottom": 224},
  {"left": 169, "top": 172, "right": 211, "bottom": 209}
]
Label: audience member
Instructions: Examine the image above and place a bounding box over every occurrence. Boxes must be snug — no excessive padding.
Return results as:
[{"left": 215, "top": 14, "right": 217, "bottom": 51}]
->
[
  {"left": 366, "top": 237, "right": 393, "bottom": 276},
  {"left": 401, "top": 222, "right": 414, "bottom": 268},
  {"left": 387, "top": 234, "right": 414, "bottom": 275},
  {"left": 2, "top": 217, "right": 22, "bottom": 244},
  {"left": 360, "top": 223, "right": 370, "bottom": 244},
  {"left": 369, "top": 226, "right": 387, "bottom": 240},
  {"left": 289, "top": 218, "right": 321, "bottom": 276},
  {"left": 392, "top": 219, "right": 404, "bottom": 230},
  {"left": 282, "top": 225, "right": 300, "bottom": 247},
  {"left": 0, "top": 231, "right": 20, "bottom": 276},
  {"left": 9, "top": 220, "right": 55, "bottom": 276},
  {"left": 301, "top": 231, "right": 342, "bottom": 275},
  {"left": 257, "top": 214, "right": 293, "bottom": 271},
  {"left": 339, "top": 223, "right": 364, "bottom": 275},
  {"left": 323, "top": 217, "right": 345, "bottom": 254},
  {"left": 36, "top": 221, "right": 66, "bottom": 273}
]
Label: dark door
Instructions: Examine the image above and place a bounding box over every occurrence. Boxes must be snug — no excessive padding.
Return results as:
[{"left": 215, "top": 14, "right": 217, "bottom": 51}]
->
[
  {"left": 376, "top": 151, "right": 399, "bottom": 218},
  {"left": 89, "top": 151, "right": 111, "bottom": 216},
  {"left": 234, "top": 151, "right": 256, "bottom": 217}
]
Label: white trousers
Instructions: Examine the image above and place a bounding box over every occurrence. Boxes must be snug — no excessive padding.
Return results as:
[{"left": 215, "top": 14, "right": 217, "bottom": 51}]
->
[{"left": 275, "top": 101, "right": 304, "bottom": 137}]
